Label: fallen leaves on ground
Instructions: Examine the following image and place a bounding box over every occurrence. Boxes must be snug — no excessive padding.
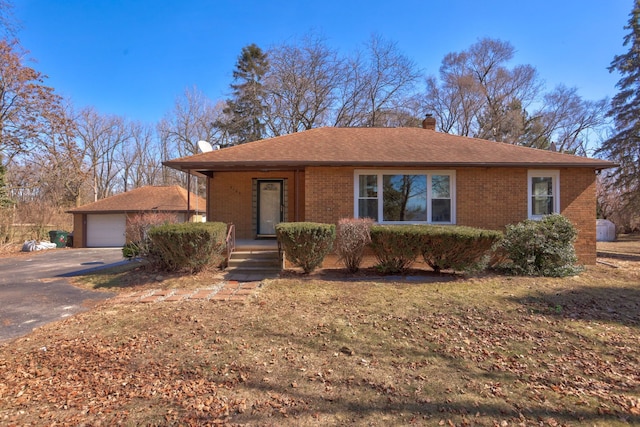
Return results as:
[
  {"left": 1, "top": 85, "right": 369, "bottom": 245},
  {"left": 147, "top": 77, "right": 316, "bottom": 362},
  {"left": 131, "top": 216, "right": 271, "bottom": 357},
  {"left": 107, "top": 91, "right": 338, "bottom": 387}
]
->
[
  {"left": 1, "top": 332, "right": 243, "bottom": 425},
  {"left": 1, "top": 238, "right": 639, "bottom": 426}
]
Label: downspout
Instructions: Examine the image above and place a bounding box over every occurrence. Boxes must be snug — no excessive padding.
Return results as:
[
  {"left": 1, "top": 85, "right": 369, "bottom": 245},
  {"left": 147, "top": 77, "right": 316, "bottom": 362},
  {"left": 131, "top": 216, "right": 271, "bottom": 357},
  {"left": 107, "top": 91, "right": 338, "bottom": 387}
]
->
[{"left": 294, "top": 169, "right": 299, "bottom": 221}]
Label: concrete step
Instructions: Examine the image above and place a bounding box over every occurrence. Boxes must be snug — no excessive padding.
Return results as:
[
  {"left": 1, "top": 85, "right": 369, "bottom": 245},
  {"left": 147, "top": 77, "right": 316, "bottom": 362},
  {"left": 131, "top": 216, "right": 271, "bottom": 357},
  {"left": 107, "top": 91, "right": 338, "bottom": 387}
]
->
[
  {"left": 230, "top": 250, "right": 280, "bottom": 260},
  {"left": 223, "top": 270, "right": 281, "bottom": 282},
  {"left": 226, "top": 250, "right": 282, "bottom": 273}
]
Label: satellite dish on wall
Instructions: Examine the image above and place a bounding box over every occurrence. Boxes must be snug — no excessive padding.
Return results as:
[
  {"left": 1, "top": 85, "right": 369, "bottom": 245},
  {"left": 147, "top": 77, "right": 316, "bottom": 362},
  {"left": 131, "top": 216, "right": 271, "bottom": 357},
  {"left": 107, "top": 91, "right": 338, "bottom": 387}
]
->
[{"left": 197, "top": 140, "right": 214, "bottom": 153}]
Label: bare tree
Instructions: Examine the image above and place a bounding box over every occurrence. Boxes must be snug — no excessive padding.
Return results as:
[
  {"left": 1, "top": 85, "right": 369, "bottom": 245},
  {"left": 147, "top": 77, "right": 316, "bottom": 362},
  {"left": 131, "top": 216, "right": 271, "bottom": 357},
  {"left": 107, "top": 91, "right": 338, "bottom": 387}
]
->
[
  {"left": 422, "top": 38, "right": 606, "bottom": 151},
  {"left": 465, "top": 39, "right": 540, "bottom": 141},
  {"left": 158, "top": 87, "right": 222, "bottom": 160},
  {"left": 115, "top": 121, "right": 163, "bottom": 192},
  {"left": 3, "top": 97, "right": 89, "bottom": 243},
  {"left": 434, "top": 39, "right": 540, "bottom": 141},
  {"left": 332, "top": 53, "right": 370, "bottom": 127},
  {"left": 529, "top": 85, "right": 609, "bottom": 154},
  {"left": 358, "top": 35, "right": 422, "bottom": 127},
  {"left": 261, "top": 34, "right": 421, "bottom": 131},
  {"left": 421, "top": 72, "right": 480, "bottom": 135},
  {"left": 0, "top": 40, "right": 65, "bottom": 161},
  {"left": 157, "top": 87, "right": 224, "bottom": 189},
  {"left": 264, "top": 34, "right": 342, "bottom": 135},
  {"left": 35, "top": 101, "right": 89, "bottom": 207},
  {"left": 76, "top": 107, "right": 133, "bottom": 201},
  {"left": 0, "top": 0, "right": 18, "bottom": 39}
]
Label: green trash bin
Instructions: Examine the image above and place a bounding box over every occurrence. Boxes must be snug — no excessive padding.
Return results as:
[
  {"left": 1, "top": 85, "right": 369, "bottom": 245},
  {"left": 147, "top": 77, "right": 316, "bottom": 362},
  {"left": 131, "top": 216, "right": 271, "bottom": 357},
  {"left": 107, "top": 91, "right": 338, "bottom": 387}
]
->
[{"left": 48, "top": 230, "right": 69, "bottom": 248}]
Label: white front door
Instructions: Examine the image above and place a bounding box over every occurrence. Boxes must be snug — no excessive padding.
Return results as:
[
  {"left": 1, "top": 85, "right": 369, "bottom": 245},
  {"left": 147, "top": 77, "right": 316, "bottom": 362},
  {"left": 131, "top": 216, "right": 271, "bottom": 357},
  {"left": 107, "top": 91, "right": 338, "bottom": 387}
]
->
[{"left": 258, "top": 181, "right": 282, "bottom": 235}]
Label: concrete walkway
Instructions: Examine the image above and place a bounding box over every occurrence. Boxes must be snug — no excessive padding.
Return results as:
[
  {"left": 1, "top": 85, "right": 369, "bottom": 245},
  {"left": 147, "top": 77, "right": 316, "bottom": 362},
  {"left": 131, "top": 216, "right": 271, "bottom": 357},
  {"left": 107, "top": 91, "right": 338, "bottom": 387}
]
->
[{"left": 109, "top": 280, "right": 262, "bottom": 304}]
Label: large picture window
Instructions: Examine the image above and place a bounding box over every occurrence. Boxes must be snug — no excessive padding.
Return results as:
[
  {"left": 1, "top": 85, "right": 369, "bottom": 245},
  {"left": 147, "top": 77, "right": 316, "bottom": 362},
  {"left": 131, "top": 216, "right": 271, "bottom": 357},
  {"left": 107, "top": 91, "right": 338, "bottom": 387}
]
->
[
  {"left": 355, "top": 170, "right": 455, "bottom": 224},
  {"left": 528, "top": 170, "right": 560, "bottom": 219}
]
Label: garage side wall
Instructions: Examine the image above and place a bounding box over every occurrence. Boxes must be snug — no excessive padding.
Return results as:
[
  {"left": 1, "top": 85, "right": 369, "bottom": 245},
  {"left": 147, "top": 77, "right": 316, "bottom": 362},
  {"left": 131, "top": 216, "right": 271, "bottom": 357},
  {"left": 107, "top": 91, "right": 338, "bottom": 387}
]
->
[{"left": 72, "top": 213, "right": 85, "bottom": 248}]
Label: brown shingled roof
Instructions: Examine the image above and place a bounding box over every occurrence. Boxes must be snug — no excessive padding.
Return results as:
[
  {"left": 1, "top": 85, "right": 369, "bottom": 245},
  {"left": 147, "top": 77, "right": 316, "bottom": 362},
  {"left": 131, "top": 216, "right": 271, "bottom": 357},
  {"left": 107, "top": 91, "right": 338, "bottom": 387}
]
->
[
  {"left": 67, "top": 186, "right": 206, "bottom": 214},
  {"left": 163, "top": 127, "right": 616, "bottom": 172}
]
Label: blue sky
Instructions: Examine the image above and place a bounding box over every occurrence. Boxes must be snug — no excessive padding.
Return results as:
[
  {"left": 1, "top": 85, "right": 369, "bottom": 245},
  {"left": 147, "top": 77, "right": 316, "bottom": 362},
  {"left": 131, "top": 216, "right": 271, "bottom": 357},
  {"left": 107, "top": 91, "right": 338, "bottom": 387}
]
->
[{"left": 15, "top": 0, "right": 632, "bottom": 125}]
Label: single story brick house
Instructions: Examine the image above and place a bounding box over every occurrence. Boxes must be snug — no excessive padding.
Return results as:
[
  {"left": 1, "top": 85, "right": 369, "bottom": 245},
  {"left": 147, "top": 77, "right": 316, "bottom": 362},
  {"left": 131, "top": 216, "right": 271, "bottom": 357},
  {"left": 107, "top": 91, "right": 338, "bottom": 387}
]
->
[
  {"left": 68, "top": 185, "right": 206, "bottom": 247},
  {"left": 163, "top": 121, "right": 615, "bottom": 264}
]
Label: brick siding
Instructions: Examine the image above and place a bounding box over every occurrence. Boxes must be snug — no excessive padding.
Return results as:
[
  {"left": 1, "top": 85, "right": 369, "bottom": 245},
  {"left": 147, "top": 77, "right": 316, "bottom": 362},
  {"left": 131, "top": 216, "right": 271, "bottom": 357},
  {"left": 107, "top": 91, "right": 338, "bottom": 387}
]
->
[
  {"left": 304, "top": 167, "right": 354, "bottom": 224},
  {"left": 207, "top": 166, "right": 598, "bottom": 264},
  {"left": 208, "top": 170, "right": 303, "bottom": 239},
  {"left": 559, "top": 168, "right": 597, "bottom": 264}
]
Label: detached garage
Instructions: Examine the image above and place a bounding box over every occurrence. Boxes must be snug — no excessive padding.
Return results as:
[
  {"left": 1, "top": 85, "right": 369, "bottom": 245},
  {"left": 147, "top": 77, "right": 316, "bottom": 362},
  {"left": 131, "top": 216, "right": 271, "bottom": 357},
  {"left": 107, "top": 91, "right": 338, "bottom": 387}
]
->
[{"left": 68, "top": 186, "right": 206, "bottom": 248}]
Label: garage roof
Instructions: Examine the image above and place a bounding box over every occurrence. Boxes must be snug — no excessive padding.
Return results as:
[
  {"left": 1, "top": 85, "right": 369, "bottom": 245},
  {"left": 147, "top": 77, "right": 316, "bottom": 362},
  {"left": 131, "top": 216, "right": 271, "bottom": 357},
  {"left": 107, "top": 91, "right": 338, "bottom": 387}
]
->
[{"left": 67, "top": 186, "right": 206, "bottom": 214}]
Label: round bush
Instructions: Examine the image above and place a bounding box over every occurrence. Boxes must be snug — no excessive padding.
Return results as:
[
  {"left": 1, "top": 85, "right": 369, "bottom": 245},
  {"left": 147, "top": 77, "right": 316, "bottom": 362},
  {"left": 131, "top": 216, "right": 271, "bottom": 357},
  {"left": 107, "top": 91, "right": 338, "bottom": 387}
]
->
[{"left": 500, "top": 214, "right": 582, "bottom": 277}]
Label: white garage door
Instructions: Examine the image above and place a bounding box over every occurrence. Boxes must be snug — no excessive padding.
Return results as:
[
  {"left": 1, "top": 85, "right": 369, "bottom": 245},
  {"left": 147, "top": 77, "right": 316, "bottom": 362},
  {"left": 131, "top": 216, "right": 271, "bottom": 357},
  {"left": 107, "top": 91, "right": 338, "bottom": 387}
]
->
[{"left": 87, "top": 214, "right": 126, "bottom": 247}]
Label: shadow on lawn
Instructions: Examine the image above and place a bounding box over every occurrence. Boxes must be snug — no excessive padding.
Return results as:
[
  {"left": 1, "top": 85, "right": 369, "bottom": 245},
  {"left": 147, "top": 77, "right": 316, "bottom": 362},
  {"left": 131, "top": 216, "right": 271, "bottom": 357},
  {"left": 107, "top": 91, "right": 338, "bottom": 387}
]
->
[
  {"left": 597, "top": 250, "right": 640, "bottom": 262},
  {"left": 510, "top": 285, "right": 640, "bottom": 328},
  {"left": 68, "top": 261, "right": 163, "bottom": 290},
  {"left": 280, "top": 267, "right": 460, "bottom": 284},
  {"left": 232, "top": 377, "right": 639, "bottom": 426}
]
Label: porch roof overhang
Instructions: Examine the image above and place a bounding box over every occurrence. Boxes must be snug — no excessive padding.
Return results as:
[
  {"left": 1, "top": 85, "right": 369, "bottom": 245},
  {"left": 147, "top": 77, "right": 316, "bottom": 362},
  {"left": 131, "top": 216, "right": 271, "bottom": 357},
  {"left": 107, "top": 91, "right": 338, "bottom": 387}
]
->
[{"left": 164, "top": 159, "right": 617, "bottom": 176}]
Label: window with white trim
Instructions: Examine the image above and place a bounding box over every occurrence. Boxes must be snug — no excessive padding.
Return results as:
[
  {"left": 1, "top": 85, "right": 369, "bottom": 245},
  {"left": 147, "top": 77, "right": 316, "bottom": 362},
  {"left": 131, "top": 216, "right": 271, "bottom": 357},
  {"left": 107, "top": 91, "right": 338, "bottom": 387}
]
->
[
  {"left": 354, "top": 170, "right": 455, "bottom": 224},
  {"left": 528, "top": 170, "right": 560, "bottom": 219}
]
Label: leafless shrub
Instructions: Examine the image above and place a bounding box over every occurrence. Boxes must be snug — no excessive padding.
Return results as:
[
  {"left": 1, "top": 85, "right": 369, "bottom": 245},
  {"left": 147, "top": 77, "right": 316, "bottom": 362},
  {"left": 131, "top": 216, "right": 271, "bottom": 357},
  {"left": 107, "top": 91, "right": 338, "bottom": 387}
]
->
[
  {"left": 335, "top": 218, "right": 374, "bottom": 273},
  {"left": 125, "top": 212, "right": 178, "bottom": 257}
]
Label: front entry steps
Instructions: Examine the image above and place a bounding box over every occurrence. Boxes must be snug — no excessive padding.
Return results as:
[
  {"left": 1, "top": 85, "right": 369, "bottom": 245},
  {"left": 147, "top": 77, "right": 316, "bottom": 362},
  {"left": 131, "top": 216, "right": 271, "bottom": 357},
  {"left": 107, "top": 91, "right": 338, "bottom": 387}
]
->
[{"left": 224, "top": 250, "right": 282, "bottom": 282}]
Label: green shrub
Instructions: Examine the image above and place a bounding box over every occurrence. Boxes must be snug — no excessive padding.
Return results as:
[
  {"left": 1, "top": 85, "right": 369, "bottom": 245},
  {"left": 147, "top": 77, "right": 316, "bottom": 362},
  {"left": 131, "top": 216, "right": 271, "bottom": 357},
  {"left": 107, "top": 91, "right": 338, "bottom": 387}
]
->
[
  {"left": 499, "top": 214, "right": 582, "bottom": 277},
  {"left": 420, "top": 225, "right": 503, "bottom": 273},
  {"left": 124, "top": 212, "right": 177, "bottom": 258},
  {"left": 122, "top": 242, "right": 141, "bottom": 259},
  {"left": 147, "top": 222, "right": 227, "bottom": 273},
  {"left": 276, "top": 222, "right": 335, "bottom": 274},
  {"left": 369, "top": 225, "right": 422, "bottom": 274},
  {"left": 335, "top": 218, "right": 374, "bottom": 273}
]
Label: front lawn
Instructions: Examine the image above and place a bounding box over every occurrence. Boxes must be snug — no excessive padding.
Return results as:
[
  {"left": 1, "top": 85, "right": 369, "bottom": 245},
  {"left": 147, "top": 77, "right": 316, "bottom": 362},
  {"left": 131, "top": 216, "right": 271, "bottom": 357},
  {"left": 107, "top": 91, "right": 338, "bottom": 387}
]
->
[{"left": 0, "top": 240, "right": 639, "bottom": 426}]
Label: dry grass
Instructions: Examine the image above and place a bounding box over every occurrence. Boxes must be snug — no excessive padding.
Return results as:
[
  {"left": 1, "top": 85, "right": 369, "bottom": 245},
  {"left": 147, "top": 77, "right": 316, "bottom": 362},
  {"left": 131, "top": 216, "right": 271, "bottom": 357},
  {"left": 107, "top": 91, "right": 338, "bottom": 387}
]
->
[
  {"left": 597, "top": 234, "right": 640, "bottom": 263},
  {"left": 0, "top": 239, "right": 639, "bottom": 426},
  {"left": 70, "top": 261, "right": 226, "bottom": 292}
]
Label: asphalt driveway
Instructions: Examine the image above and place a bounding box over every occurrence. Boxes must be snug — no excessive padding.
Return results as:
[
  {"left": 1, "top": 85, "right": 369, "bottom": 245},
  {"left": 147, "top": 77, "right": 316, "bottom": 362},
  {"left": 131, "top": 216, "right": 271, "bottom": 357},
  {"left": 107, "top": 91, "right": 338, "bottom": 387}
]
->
[{"left": 0, "top": 248, "right": 125, "bottom": 343}]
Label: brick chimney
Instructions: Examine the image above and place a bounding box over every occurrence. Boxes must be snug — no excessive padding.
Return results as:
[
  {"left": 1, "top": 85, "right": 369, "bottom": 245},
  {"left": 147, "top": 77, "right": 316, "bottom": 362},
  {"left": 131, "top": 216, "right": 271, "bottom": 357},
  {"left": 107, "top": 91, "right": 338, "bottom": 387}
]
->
[{"left": 422, "top": 114, "right": 436, "bottom": 130}]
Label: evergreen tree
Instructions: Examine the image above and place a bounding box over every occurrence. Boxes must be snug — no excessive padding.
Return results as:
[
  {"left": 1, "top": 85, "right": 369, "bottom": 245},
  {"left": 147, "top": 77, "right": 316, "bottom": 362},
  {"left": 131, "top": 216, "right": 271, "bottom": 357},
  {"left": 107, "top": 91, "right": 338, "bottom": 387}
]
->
[
  {"left": 597, "top": 0, "right": 640, "bottom": 214},
  {"left": 219, "top": 44, "right": 269, "bottom": 144},
  {"left": 0, "top": 158, "right": 15, "bottom": 208}
]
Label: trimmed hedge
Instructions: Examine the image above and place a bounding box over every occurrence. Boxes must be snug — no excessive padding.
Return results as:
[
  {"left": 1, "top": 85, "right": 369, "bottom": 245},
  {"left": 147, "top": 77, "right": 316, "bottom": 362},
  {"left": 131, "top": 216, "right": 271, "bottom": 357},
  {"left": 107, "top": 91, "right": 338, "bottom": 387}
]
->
[
  {"left": 420, "top": 226, "right": 503, "bottom": 273},
  {"left": 369, "top": 225, "right": 423, "bottom": 273},
  {"left": 147, "top": 222, "right": 227, "bottom": 273},
  {"left": 370, "top": 224, "right": 502, "bottom": 274},
  {"left": 499, "top": 214, "right": 582, "bottom": 277},
  {"left": 276, "top": 222, "right": 335, "bottom": 274}
]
